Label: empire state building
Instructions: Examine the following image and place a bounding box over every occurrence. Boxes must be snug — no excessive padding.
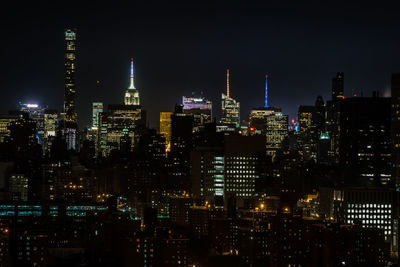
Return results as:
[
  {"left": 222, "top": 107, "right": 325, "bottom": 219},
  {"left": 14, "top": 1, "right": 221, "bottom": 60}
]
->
[{"left": 124, "top": 58, "right": 140, "bottom": 106}]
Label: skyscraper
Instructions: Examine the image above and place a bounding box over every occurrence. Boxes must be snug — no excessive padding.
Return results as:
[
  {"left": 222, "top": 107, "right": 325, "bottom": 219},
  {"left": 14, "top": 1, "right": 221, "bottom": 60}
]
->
[
  {"left": 64, "top": 29, "right": 77, "bottom": 123},
  {"left": 191, "top": 135, "right": 267, "bottom": 209},
  {"left": 264, "top": 111, "right": 288, "bottom": 157},
  {"left": 98, "top": 105, "right": 145, "bottom": 156},
  {"left": 92, "top": 102, "right": 103, "bottom": 129},
  {"left": 169, "top": 104, "right": 194, "bottom": 183},
  {"left": 249, "top": 76, "right": 288, "bottom": 157},
  {"left": 332, "top": 72, "right": 344, "bottom": 101},
  {"left": 182, "top": 94, "right": 212, "bottom": 131},
  {"left": 297, "top": 96, "right": 325, "bottom": 162},
  {"left": 224, "top": 135, "right": 266, "bottom": 208},
  {"left": 191, "top": 146, "right": 224, "bottom": 206},
  {"left": 298, "top": 105, "right": 315, "bottom": 160},
  {"left": 43, "top": 109, "right": 58, "bottom": 154},
  {"left": 160, "top": 112, "right": 172, "bottom": 153},
  {"left": 391, "top": 73, "right": 400, "bottom": 187},
  {"left": 0, "top": 115, "right": 19, "bottom": 142},
  {"left": 326, "top": 72, "right": 344, "bottom": 163},
  {"left": 339, "top": 94, "right": 391, "bottom": 186},
  {"left": 221, "top": 69, "right": 240, "bottom": 130},
  {"left": 63, "top": 28, "right": 78, "bottom": 150},
  {"left": 98, "top": 59, "right": 145, "bottom": 156},
  {"left": 124, "top": 58, "right": 140, "bottom": 106},
  {"left": 331, "top": 187, "right": 395, "bottom": 247},
  {"left": 19, "top": 103, "right": 46, "bottom": 149}
]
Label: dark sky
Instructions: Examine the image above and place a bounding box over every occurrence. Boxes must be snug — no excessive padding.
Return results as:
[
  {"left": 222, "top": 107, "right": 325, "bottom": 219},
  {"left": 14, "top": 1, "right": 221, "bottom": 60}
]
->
[{"left": 2, "top": 1, "right": 400, "bottom": 129}]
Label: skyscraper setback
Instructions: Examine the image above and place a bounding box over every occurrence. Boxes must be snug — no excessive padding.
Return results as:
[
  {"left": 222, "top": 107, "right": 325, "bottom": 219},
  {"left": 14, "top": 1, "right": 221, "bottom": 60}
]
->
[
  {"left": 124, "top": 58, "right": 140, "bottom": 106},
  {"left": 97, "top": 59, "right": 145, "bottom": 156}
]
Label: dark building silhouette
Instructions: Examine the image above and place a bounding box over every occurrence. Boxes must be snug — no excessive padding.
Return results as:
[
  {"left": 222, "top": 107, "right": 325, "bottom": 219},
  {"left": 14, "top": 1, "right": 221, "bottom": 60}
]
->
[
  {"left": 332, "top": 72, "right": 344, "bottom": 101},
  {"left": 298, "top": 96, "right": 326, "bottom": 162},
  {"left": 169, "top": 104, "right": 194, "bottom": 186},
  {"left": 339, "top": 94, "right": 391, "bottom": 186},
  {"left": 391, "top": 73, "right": 400, "bottom": 187},
  {"left": 326, "top": 72, "right": 344, "bottom": 164}
]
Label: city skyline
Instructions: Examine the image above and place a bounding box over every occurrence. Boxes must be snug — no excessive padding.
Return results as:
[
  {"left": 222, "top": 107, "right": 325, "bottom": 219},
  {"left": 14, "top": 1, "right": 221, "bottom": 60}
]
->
[
  {"left": 2, "top": 2, "right": 400, "bottom": 128},
  {"left": 2, "top": 2, "right": 400, "bottom": 266}
]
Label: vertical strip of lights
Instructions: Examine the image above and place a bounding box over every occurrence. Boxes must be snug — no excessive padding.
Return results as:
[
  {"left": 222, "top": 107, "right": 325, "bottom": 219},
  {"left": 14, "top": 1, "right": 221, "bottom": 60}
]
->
[
  {"left": 265, "top": 74, "right": 268, "bottom": 108},
  {"left": 227, "top": 68, "right": 230, "bottom": 98},
  {"left": 129, "top": 58, "right": 135, "bottom": 89}
]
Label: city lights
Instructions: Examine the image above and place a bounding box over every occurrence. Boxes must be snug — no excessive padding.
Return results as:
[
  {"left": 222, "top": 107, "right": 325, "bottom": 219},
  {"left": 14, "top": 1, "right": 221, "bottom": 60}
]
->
[{"left": 1, "top": 4, "right": 399, "bottom": 266}]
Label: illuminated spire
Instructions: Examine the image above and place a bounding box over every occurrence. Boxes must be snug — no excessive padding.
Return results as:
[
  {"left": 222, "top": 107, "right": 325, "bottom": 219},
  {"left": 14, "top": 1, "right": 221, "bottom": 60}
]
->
[
  {"left": 265, "top": 74, "right": 268, "bottom": 108},
  {"left": 129, "top": 58, "right": 135, "bottom": 89},
  {"left": 226, "top": 68, "right": 230, "bottom": 98}
]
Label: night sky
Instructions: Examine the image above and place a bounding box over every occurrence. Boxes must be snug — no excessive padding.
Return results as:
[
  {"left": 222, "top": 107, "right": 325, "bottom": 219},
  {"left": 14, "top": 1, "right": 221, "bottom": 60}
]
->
[{"left": 2, "top": 1, "right": 400, "bottom": 129}]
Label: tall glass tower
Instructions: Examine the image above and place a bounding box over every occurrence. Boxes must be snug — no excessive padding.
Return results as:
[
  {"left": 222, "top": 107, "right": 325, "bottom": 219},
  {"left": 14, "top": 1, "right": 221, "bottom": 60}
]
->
[
  {"left": 64, "top": 29, "right": 77, "bottom": 123},
  {"left": 64, "top": 28, "right": 77, "bottom": 150},
  {"left": 221, "top": 69, "right": 240, "bottom": 129}
]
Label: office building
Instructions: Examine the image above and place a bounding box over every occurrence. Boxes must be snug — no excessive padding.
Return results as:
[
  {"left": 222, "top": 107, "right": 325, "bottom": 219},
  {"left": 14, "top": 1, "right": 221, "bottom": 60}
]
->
[
  {"left": 249, "top": 107, "right": 288, "bottom": 157},
  {"left": 331, "top": 187, "right": 397, "bottom": 252},
  {"left": 7, "top": 113, "right": 38, "bottom": 152},
  {"left": 183, "top": 94, "right": 212, "bottom": 110},
  {"left": 160, "top": 112, "right": 172, "bottom": 153},
  {"left": 221, "top": 69, "right": 240, "bottom": 130},
  {"left": 170, "top": 195, "right": 193, "bottom": 225},
  {"left": 90, "top": 102, "right": 103, "bottom": 155},
  {"left": 182, "top": 94, "right": 212, "bottom": 130},
  {"left": 326, "top": 72, "right": 344, "bottom": 163},
  {"left": 191, "top": 146, "right": 225, "bottom": 206},
  {"left": 224, "top": 135, "right": 266, "bottom": 208},
  {"left": 92, "top": 102, "right": 103, "bottom": 129},
  {"left": 298, "top": 97, "right": 325, "bottom": 162},
  {"left": 339, "top": 94, "right": 391, "bottom": 186},
  {"left": 0, "top": 115, "right": 19, "bottom": 143},
  {"left": 189, "top": 204, "right": 225, "bottom": 238},
  {"left": 249, "top": 107, "right": 280, "bottom": 135},
  {"left": 43, "top": 110, "right": 58, "bottom": 154},
  {"left": 99, "top": 105, "right": 145, "bottom": 156},
  {"left": 391, "top": 73, "right": 400, "bottom": 187},
  {"left": 249, "top": 75, "right": 289, "bottom": 157},
  {"left": 19, "top": 103, "right": 46, "bottom": 147},
  {"left": 9, "top": 174, "right": 28, "bottom": 201},
  {"left": 169, "top": 105, "right": 193, "bottom": 182}
]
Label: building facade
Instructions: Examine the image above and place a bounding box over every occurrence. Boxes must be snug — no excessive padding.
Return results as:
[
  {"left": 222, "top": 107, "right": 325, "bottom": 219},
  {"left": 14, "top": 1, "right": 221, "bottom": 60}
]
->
[
  {"left": 182, "top": 94, "right": 212, "bottom": 131},
  {"left": 249, "top": 107, "right": 288, "bottom": 157},
  {"left": 391, "top": 73, "right": 400, "bottom": 188},
  {"left": 339, "top": 95, "right": 391, "bottom": 186},
  {"left": 221, "top": 69, "right": 240, "bottom": 130},
  {"left": 64, "top": 28, "right": 78, "bottom": 150}
]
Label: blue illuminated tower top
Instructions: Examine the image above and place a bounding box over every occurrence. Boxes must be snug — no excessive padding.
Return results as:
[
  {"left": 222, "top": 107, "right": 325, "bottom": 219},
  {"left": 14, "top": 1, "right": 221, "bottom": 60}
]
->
[{"left": 264, "top": 74, "right": 268, "bottom": 108}]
